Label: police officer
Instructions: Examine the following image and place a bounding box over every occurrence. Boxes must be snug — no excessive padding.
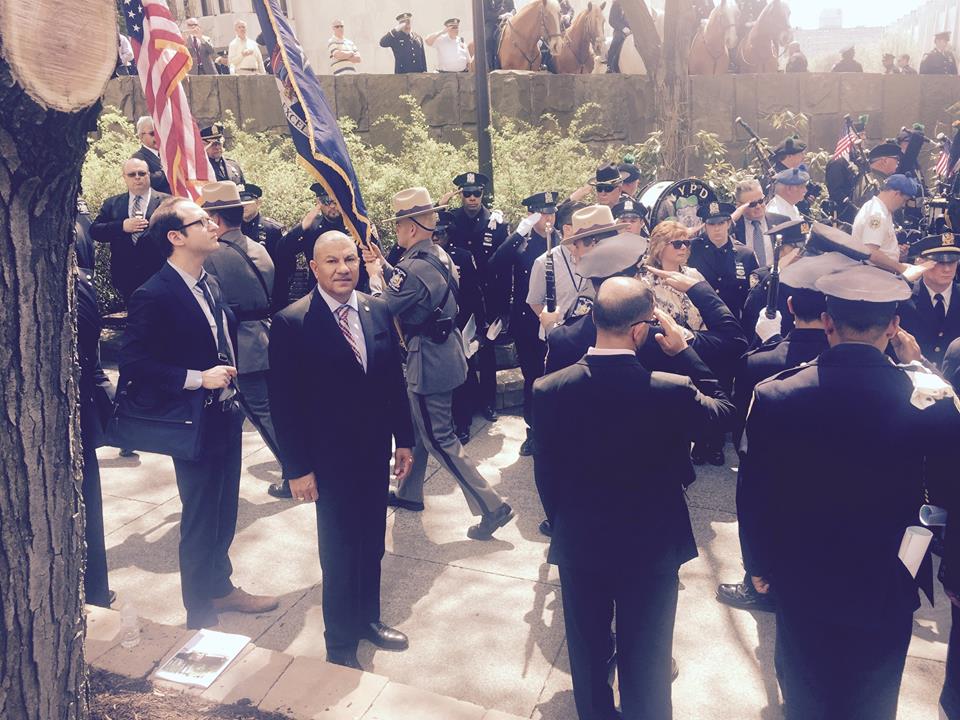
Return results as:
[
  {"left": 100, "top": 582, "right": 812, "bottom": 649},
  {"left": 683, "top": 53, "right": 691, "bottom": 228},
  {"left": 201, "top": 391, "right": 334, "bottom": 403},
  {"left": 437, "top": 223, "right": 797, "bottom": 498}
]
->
[
  {"left": 490, "top": 191, "right": 562, "bottom": 456},
  {"left": 831, "top": 45, "right": 864, "bottom": 72},
  {"left": 200, "top": 123, "right": 245, "bottom": 186},
  {"left": 920, "top": 30, "right": 958, "bottom": 75},
  {"left": 611, "top": 196, "right": 649, "bottom": 239},
  {"left": 852, "top": 173, "right": 920, "bottom": 275},
  {"left": 618, "top": 160, "right": 643, "bottom": 199},
  {"left": 447, "top": 171, "right": 510, "bottom": 421},
  {"left": 369, "top": 187, "right": 514, "bottom": 540},
  {"left": 717, "top": 249, "right": 835, "bottom": 613},
  {"left": 739, "top": 263, "right": 958, "bottom": 719},
  {"left": 897, "top": 233, "right": 960, "bottom": 367},
  {"left": 240, "top": 184, "right": 285, "bottom": 271},
  {"left": 379, "top": 12, "right": 427, "bottom": 74},
  {"left": 688, "top": 201, "right": 759, "bottom": 323},
  {"left": 589, "top": 163, "right": 625, "bottom": 209}
]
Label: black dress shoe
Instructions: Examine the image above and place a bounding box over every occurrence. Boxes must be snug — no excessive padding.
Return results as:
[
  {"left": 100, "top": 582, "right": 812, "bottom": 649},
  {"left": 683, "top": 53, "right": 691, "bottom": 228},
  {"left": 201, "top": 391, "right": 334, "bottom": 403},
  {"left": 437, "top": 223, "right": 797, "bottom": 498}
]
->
[
  {"left": 481, "top": 406, "right": 499, "bottom": 422},
  {"left": 387, "top": 489, "right": 424, "bottom": 512},
  {"left": 456, "top": 427, "right": 471, "bottom": 445},
  {"left": 118, "top": 448, "right": 138, "bottom": 458},
  {"left": 109, "top": 590, "right": 117, "bottom": 607},
  {"left": 327, "top": 651, "right": 362, "bottom": 670},
  {"left": 538, "top": 519, "right": 553, "bottom": 537},
  {"left": 716, "top": 581, "right": 775, "bottom": 612},
  {"left": 267, "top": 481, "right": 293, "bottom": 499},
  {"left": 519, "top": 437, "right": 537, "bottom": 456},
  {"left": 468, "top": 503, "right": 516, "bottom": 540},
  {"left": 690, "top": 444, "right": 706, "bottom": 465},
  {"left": 672, "top": 657, "right": 679, "bottom": 682},
  {"left": 363, "top": 621, "right": 409, "bottom": 651},
  {"left": 708, "top": 448, "right": 725, "bottom": 466}
]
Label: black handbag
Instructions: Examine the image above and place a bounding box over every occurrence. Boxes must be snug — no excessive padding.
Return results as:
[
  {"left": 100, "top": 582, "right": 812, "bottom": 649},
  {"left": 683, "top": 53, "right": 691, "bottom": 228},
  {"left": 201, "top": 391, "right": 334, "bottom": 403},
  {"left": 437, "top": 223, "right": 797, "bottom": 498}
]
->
[{"left": 105, "top": 380, "right": 212, "bottom": 461}]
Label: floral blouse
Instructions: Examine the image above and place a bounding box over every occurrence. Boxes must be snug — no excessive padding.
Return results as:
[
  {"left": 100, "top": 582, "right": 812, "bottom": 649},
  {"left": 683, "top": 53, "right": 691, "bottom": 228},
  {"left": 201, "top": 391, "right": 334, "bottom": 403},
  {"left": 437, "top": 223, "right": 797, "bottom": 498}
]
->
[{"left": 643, "top": 266, "right": 706, "bottom": 332}]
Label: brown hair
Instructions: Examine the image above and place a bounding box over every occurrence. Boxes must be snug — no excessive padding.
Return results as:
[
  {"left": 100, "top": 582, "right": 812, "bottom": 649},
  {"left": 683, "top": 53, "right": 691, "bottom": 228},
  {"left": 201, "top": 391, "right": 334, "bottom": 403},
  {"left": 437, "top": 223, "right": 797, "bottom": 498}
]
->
[
  {"left": 646, "top": 220, "right": 689, "bottom": 269},
  {"left": 148, "top": 197, "right": 193, "bottom": 257}
]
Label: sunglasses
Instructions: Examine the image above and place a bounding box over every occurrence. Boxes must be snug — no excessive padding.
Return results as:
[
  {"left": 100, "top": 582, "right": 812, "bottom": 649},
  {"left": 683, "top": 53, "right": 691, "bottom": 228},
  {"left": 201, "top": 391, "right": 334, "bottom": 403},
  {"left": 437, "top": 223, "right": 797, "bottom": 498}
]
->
[
  {"left": 333, "top": 24, "right": 344, "bottom": 28},
  {"left": 179, "top": 216, "right": 216, "bottom": 232},
  {"left": 461, "top": 189, "right": 483, "bottom": 198},
  {"left": 318, "top": 197, "right": 336, "bottom": 206},
  {"left": 125, "top": 171, "right": 148, "bottom": 177},
  {"left": 141, "top": 130, "right": 155, "bottom": 137},
  {"left": 630, "top": 318, "right": 658, "bottom": 328},
  {"left": 669, "top": 240, "right": 692, "bottom": 249},
  {"left": 596, "top": 183, "right": 620, "bottom": 193},
  {"left": 747, "top": 199, "right": 764, "bottom": 208}
]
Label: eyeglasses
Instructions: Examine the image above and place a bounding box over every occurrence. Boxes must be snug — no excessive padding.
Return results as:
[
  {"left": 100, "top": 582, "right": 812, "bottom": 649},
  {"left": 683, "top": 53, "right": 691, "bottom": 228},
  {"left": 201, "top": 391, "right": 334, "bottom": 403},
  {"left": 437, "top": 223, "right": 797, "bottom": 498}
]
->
[
  {"left": 333, "top": 24, "right": 344, "bottom": 27},
  {"left": 596, "top": 183, "right": 620, "bottom": 193},
  {"left": 461, "top": 189, "right": 483, "bottom": 198},
  {"left": 630, "top": 318, "right": 658, "bottom": 328},
  {"left": 747, "top": 199, "right": 764, "bottom": 208},
  {"left": 140, "top": 130, "right": 155, "bottom": 137},
  {"left": 318, "top": 198, "right": 336, "bottom": 206},
  {"left": 125, "top": 171, "right": 148, "bottom": 177},
  {"left": 669, "top": 240, "right": 692, "bottom": 249},
  {"left": 179, "top": 216, "right": 216, "bottom": 232},
  {"left": 538, "top": 207, "right": 557, "bottom": 215}
]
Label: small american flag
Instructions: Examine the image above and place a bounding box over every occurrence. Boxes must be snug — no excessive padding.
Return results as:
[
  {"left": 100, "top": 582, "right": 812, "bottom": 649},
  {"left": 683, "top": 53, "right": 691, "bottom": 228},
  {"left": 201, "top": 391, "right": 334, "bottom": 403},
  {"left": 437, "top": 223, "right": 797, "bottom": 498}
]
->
[
  {"left": 935, "top": 139, "right": 953, "bottom": 178},
  {"left": 832, "top": 120, "right": 858, "bottom": 161},
  {"left": 124, "top": 0, "right": 213, "bottom": 200}
]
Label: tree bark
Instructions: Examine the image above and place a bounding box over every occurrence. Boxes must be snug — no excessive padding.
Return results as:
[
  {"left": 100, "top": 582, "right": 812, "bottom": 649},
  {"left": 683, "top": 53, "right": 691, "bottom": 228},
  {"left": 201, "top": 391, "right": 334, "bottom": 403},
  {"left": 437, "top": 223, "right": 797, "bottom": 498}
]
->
[
  {"left": 656, "top": 0, "right": 697, "bottom": 176},
  {"left": 0, "top": 55, "right": 101, "bottom": 720},
  {"left": 618, "top": 0, "right": 661, "bottom": 75}
]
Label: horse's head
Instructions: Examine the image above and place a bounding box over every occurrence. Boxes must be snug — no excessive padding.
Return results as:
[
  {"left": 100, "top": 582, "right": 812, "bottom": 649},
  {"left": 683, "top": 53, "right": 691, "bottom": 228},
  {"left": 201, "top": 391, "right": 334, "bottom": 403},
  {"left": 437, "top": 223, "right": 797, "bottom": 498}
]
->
[
  {"left": 583, "top": 1, "right": 607, "bottom": 58},
  {"left": 759, "top": 0, "right": 793, "bottom": 47},
  {"left": 541, "top": 0, "right": 564, "bottom": 57}
]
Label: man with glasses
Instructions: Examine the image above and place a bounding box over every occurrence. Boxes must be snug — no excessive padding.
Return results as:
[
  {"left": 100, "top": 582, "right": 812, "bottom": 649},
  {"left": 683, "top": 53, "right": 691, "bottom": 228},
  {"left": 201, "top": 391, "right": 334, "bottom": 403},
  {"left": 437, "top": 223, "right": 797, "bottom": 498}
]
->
[
  {"left": 90, "top": 157, "right": 168, "bottom": 302},
  {"left": 731, "top": 178, "right": 772, "bottom": 265},
  {"left": 534, "top": 276, "right": 734, "bottom": 720},
  {"left": 121, "top": 197, "right": 279, "bottom": 629},
  {"left": 200, "top": 124, "right": 246, "bottom": 186},
  {"left": 446, "top": 172, "right": 509, "bottom": 422},
  {"left": 183, "top": 17, "right": 216, "bottom": 75},
  {"left": 589, "top": 163, "right": 626, "bottom": 209},
  {"left": 328, "top": 19, "right": 361, "bottom": 76},
  {"left": 131, "top": 116, "right": 171, "bottom": 194}
]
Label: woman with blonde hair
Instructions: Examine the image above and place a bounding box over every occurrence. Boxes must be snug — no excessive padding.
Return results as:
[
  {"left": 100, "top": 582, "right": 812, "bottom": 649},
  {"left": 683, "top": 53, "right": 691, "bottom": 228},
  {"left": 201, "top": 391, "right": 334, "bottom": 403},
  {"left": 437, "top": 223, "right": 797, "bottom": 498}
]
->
[{"left": 644, "top": 220, "right": 707, "bottom": 331}]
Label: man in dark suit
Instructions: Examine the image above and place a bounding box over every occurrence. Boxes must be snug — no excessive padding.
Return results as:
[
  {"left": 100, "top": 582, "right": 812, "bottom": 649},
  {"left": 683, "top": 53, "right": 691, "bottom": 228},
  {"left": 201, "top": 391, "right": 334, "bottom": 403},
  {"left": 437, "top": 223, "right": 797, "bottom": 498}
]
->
[
  {"left": 533, "top": 276, "right": 734, "bottom": 720},
  {"left": 897, "top": 234, "right": 960, "bottom": 367},
  {"left": 131, "top": 116, "right": 171, "bottom": 194},
  {"left": 89, "top": 158, "right": 168, "bottom": 302},
  {"left": 739, "top": 264, "right": 956, "bottom": 719},
  {"left": 268, "top": 230, "right": 415, "bottom": 669},
  {"left": 121, "top": 197, "right": 279, "bottom": 629},
  {"left": 183, "top": 17, "right": 217, "bottom": 75}
]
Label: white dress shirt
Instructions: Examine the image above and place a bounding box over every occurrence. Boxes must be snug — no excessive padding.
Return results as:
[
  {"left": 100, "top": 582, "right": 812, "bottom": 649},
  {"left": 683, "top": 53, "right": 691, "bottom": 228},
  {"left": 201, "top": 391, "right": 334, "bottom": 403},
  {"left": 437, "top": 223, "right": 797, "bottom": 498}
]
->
[
  {"left": 527, "top": 244, "right": 586, "bottom": 339},
  {"left": 433, "top": 33, "right": 470, "bottom": 72},
  {"left": 586, "top": 347, "right": 635, "bottom": 356},
  {"left": 925, "top": 280, "right": 953, "bottom": 314},
  {"left": 744, "top": 215, "right": 772, "bottom": 267},
  {"left": 127, "top": 188, "right": 152, "bottom": 219},
  {"left": 766, "top": 193, "right": 801, "bottom": 222},
  {"left": 853, "top": 196, "right": 899, "bottom": 262},
  {"left": 317, "top": 285, "right": 368, "bottom": 372}
]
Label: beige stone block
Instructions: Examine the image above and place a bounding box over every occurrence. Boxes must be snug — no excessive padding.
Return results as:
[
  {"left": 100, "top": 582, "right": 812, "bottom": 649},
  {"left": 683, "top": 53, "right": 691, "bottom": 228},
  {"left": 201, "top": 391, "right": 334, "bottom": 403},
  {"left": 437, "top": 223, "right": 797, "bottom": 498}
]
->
[
  {"left": 880, "top": 74, "right": 922, "bottom": 140},
  {"left": 690, "top": 74, "right": 734, "bottom": 141},
  {"left": 317, "top": 74, "right": 337, "bottom": 114},
  {"left": 840, "top": 72, "right": 883, "bottom": 113},
  {"left": 808, "top": 113, "right": 841, "bottom": 154},
  {"left": 362, "top": 682, "right": 486, "bottom": 720},
  {"left": 457, "top": 72, "right": 477, "bottom": 121},
  {"left": 367, "top": 74, "right": 408, "bottom": 131},
  {"left": 200, "top": 645, "right": 293, "bottom": 705},
  {"left": 336, "top": 73, "right": 370, "bottom": 131},
  {"left": 919, "top": 76, "right": 960, "bottom": 134},
  {"left": 185, "top": 75, "right": 222, "bottom": 129},
  {"left": 259, "top": 656, "right": 388, "bottom": 719},
  {"left": 92, "top": 619, "right": 192, "bottom": 679},
  {"left": 214, "top": 74, "right": 241, "bottom": 128},
  {"left": 802, "top": 73, "right": 840, "bottom": 115},
  {"left": 490, "top": 71, "right": 533, "bottom": 122},
  {"left": 732, "top": 74, "right": 759, "bottom": 140},
  {"left": 529, "top": 73, "right": 575, "bottom": 115},
  {"left": 84, "top": 604, "right": 122, "bottom": 663},
  {"left": 757, "top": 72, "right": 800, "bottom": 115},
  {"left": 408, "top": 73, "right": 460, "bottom": 127},
  {"left": 237, "top": 75, "right": 286, "bottom": 131}
]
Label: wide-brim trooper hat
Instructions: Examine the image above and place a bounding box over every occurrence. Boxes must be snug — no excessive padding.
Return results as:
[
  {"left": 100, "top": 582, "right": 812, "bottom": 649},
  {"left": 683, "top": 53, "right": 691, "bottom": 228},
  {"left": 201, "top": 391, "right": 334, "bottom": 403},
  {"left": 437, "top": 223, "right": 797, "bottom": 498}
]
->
[
  {"left": 576, "top": 232, "right": 646, "bottom": 279},
  {"left": 805, "top": 221, "right": 871, "bottom": 261},
  {"left": 200, "top": 181, "right": 254, "bottom": 211},
  {"left": 383, "top": 187, "right": 448, "bottom": 223},
  {"left": 815, "top": 264, "right": 912, "bottom": 304},
  {"left": 780, "top": 251, "right": 860, "bottom": 290},
  {"left": 562, "top": 205, "right": 629, "bottom": 244}
]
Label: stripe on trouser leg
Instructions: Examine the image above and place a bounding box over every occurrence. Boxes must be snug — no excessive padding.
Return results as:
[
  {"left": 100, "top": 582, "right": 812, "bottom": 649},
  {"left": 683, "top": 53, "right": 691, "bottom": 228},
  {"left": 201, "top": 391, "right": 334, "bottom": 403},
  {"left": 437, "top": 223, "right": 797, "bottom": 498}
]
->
[{"left": 416, "top": 392, "right": 492, "bottom": 516}]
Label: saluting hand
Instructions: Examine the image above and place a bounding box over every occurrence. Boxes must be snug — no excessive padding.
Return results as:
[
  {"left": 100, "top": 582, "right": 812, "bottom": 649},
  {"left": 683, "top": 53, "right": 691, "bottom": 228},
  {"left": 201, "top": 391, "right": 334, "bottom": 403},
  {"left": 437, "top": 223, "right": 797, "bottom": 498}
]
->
[
  {"left": 644, "top": 265, "right": 699, "bottom": 293},
  {"left": 289, "top": 471, "right": 319, "bottom": 503},
  {"left": 201, "top": 365, "right": 237, "bottom": 389},
  {"left": 393, "top": 448, "right": 413, "bottom": 483},
  {"left": 890, "top": 327, "right": 923, "bottom": 364},
  {"left": 901, "top": 260, "right": 935, "bottom": 283},
  {"left": 652, "top": 308, "right": 688, "bottom": 356}
]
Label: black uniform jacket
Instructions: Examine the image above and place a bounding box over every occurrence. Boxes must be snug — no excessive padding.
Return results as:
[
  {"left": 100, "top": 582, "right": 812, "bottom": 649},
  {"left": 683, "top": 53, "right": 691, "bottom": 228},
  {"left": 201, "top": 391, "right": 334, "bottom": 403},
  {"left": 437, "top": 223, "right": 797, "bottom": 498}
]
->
[
  {"left": 688, "top": 235, "right": 759, "bottom": 321},
  {"left": 533, "top": 350, "right": 734, "bottom": 572},
  {"left": 739, "top": 343, "right": 958, "bottom": 626},
  {"left": 268, "top": 290, "right": 414, "bottom": 484},
  {"left": 131, "top": 146, "right": 171, "bottom": 194},
  {"left": 897, "top": 280, "right": 960, "bottom": 368}
]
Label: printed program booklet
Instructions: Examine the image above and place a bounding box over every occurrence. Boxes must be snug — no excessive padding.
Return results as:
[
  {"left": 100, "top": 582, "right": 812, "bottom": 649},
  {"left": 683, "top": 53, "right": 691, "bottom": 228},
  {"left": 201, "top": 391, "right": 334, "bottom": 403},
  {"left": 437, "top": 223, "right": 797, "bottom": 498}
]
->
[{"left": 154, "top": 629, "right": 251, "bottom": 688}]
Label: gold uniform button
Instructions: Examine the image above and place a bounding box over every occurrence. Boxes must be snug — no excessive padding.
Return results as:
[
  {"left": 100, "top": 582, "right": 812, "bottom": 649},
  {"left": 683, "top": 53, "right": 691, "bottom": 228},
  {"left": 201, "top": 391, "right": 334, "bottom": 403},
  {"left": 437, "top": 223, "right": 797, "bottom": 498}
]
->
[
  {"left": 939, "top": 331, "right": 945, "bottom": 337},
  {"left": 936, "top": 347, "right": 942, "bottom": 353}
]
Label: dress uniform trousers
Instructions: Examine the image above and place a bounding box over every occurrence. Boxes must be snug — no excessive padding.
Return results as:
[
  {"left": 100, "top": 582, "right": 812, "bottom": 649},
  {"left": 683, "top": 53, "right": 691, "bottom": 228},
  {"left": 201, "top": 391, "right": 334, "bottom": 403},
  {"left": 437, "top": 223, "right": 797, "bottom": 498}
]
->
[
  {"left": 513, "top": 317, "right": 547, "bottom": 428},
  {"left": 942, "top": 603, "right": 960, "bottom": 718},
  {"left": 171, "top": 402, "right": 243, "bottom": 626},
  {"left": 405, "top": 389, "right": 504, "bottom": 516},
  {"left": 775, "top": 603, "right": 912, "bottom": 720},
  {"left": 80, "top": 415, "right": 110, "bottom": 607}
]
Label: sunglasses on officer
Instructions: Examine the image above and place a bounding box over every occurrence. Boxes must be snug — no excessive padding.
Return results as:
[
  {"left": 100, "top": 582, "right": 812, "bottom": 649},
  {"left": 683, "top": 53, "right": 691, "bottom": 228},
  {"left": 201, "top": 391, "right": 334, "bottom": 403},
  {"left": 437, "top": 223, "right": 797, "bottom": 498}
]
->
[
  {"left": 596, "top": 183, "right": 620, "bottom": 194},
  {"left": 461, "top": 189, "right": 483, "bottom": 198},
  {"left": 125, "top": 170, "right": 149, "bottom": 178},
  {"left": 747, "top": 199, "right": 764, "bottom": 208}
]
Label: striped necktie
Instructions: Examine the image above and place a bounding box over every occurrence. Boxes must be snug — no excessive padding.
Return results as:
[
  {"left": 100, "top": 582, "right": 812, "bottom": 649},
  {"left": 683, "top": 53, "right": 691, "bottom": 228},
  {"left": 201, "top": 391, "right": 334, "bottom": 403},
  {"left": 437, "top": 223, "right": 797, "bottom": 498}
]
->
[{"left": 336, "top": 304, "right": 364, "bottom": 369}]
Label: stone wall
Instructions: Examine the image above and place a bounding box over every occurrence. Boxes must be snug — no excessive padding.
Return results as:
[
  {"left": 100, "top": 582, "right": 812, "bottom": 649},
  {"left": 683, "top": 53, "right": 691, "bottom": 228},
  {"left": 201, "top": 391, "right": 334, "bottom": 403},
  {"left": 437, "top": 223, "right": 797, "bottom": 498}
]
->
[{"left": 102, "top": 72, "right": 960, "bottom": 159}]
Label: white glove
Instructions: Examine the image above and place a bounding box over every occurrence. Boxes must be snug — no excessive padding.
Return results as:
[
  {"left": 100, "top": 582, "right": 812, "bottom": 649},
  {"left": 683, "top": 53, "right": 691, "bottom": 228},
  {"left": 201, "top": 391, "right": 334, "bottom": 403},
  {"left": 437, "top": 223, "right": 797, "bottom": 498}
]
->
[
  {"left": 516, "top": 213, "right": 541, "bottom": 238},
  {"left": 755, "top": 311, "right": 782, "bottom": 343},
  {"left": 498, "top": 12, "right": 512, "bottom": 21},
  {"left": 487, "top": 209, "right": 504, "bottom": 229}
]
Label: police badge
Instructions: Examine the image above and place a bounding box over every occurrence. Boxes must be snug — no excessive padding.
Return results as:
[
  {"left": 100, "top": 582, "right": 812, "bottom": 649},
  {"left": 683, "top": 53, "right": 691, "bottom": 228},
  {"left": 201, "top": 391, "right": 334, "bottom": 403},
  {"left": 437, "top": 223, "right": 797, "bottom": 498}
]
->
[
  {"left": 736, "top": 261, "right": 746, "bottom": 280},
  {"left": 749, "top": 271, "right": 760, "bottom": 289},
  {"left": 572, "top": 296, "right": 594, "bottom": 317},
  {"left": 389, "top": 268, "right": 407, "bottom": 292},
  {"left": 869, "top": 216, "right": 882, "bottom": 229}
]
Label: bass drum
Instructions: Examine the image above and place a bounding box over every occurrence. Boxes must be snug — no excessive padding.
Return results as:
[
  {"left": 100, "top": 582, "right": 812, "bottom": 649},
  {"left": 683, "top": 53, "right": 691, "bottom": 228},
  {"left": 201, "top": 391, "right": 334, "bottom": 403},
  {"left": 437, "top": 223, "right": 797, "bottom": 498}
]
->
[{"left": 638, "top": 178, "right": 718, "bottom": 231}]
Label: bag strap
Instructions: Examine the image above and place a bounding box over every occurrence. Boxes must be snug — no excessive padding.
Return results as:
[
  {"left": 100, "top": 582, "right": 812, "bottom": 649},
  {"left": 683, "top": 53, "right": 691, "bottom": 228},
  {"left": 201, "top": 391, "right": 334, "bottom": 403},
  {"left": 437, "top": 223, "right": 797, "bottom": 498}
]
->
[
  {"left": 413, "top": 250, "right": 459, "bottom": 308},
  {"left": 218, "top": 237, "right": 272, "bottom": 309}
]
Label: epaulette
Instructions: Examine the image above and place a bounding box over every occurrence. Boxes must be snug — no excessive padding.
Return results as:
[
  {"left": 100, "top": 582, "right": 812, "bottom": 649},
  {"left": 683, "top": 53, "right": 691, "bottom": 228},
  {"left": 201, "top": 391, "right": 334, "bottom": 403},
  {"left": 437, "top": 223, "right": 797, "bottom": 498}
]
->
[
  {"left": 754, "top": 358, "right": 816, "bottom": 388},
  {"left": 743, "top": 334, "right": 784, "bottom": 358}
]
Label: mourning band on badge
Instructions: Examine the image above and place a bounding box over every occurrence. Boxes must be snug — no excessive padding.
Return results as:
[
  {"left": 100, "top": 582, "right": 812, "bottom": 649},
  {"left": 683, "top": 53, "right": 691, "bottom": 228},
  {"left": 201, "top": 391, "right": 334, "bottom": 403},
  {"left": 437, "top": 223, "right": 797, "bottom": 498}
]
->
[{"left": 389, "top": 268, "right": 407, "bottom": 292}]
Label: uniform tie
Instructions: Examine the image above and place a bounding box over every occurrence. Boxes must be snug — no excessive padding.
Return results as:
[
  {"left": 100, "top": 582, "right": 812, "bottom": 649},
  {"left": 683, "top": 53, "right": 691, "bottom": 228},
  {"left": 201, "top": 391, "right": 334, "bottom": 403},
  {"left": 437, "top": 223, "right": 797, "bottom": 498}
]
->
[
  {"left": 131, "top": 194, "right": 144, "bottom": 243},
  {"left": 751, "top": 220, "right": 766, "bottom": 266},
  {"left": 935, "top": 293, "right": 946, "bottom": 325},
  {"left": 337, "top": 304, "right": 364, "bottom": 369}
]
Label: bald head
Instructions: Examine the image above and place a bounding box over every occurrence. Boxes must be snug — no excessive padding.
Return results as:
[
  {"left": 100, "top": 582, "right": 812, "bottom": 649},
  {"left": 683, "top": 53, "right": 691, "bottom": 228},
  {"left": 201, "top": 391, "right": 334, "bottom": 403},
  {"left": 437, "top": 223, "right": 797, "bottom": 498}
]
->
[
  {"left": 122, "top": 157, "right": 151, "bottom": 194},
  {"left": 311, "top": 230, "right": 360, "bottom": 303},
  {"left": 593, "top": 276, "right": 654, "bottom": 335},
  {"left": 313, "top": 230, "right": 355, "bottom": 260}
]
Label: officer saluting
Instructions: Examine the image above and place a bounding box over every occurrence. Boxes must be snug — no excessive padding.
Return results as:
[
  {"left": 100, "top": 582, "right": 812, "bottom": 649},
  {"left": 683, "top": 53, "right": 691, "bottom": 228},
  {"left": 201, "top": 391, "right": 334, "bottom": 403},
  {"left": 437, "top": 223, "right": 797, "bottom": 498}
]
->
[
  {"left": 200, "top": 123, "right": 245, "bottom": 186},
  {"left": 367, "top": 188, "right": 514, "bottom": 540},
  {"left": 379, "top": 12, "right": 427, "bottom": 74},
  {"left": 920, "top": 30, "right": 958, "bottom": 75}
]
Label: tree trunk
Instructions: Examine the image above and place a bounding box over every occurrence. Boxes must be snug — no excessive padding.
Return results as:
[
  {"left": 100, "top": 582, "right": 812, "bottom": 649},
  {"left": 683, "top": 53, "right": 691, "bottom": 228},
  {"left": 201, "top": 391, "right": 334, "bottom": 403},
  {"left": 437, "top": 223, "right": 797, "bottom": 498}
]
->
[
  {"left": 618, "top": 0, "right": 662, "bottom": 76},
  {"left": 656, "top": 0, "right": 697, "bottom": 176},
  {"left": 0, "top": 55, "right": 101, "bottom": 720}
]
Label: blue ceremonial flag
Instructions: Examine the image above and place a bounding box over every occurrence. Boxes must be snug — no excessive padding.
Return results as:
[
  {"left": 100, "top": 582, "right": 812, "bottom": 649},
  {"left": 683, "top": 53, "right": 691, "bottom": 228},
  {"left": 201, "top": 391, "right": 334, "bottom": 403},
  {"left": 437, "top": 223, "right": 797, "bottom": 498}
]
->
[{"left": 252, "top": 0, "right": 373, "bottom": 246}]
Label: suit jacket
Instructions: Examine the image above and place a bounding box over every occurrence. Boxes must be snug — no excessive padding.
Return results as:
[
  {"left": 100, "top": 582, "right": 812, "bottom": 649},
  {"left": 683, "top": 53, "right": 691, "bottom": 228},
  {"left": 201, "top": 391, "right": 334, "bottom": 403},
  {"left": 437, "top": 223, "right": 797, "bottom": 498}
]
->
[
  {"left": 210, "top": 156, "right": 245, "bottom": 186},
  {"left": 897, "top": 280, "right": 960, "bottom": 367},
  {"left": 89, "top": 190, "right": 167, "bottom": 300},
  {"left": 739, "top": 343, "right": 957, "bottom": 626},
  {"left": 203, "top": 228, "right": 275, "bottom": 374},
  {"left": 268, "top": 290, "right": 414, "bottom": 489},
  {"left": 131, "top": 146, "right": 171, "bottom": 194},
  {"left": 533, "top": 352, "right": 734, "bottom": 571},
  {"left": 187, "top": 35, "right": 217, "bottom": 75},
  {"left": 119, "top": 262, "right": 238, "bottom": 402}
]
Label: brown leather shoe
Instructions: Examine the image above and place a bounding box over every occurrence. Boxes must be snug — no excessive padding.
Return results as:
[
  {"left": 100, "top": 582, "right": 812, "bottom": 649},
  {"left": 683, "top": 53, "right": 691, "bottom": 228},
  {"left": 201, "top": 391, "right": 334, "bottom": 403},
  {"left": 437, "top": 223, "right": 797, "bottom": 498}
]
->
[{"left": 211, "top": 587, "right": 279, "bottom": 615}]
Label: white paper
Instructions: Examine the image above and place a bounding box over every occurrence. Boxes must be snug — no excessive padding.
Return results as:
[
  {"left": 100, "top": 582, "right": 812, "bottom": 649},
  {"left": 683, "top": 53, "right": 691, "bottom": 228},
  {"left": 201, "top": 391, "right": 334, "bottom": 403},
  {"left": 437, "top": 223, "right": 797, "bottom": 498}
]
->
[
  {"left": 920, "top": 504, "right": 949, "bottom": 527},
  {"left": 462, "top": 314, "right": 478, "bottom": 359},
  {"left": 154, "top": 629, "right": 250, "bottom": 688},
  {"left": 898, "top": 525, "right": 933, "bottom": 579},
  {"left": 486, "top": 317, "right": 503, "bottom": 342}
]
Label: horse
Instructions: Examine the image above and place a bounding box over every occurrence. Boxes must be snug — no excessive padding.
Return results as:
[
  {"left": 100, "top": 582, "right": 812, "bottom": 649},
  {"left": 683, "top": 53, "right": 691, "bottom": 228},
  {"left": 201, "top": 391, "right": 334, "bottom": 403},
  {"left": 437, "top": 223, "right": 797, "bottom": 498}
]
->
[
  {"left": 732, "top": 0, "right": 791, "bottom": 73},
  {"left": 601, "top": 5, "right": 663, "bottom": 75},
  {"left": 498, "top": 0, "right": 564, "bottom": 72},
  {"left": 555, "top": 2, "right": 606, "bottom": 74},
  {"left": 688, "top": 0, "right": 737, "bottom": 74}
]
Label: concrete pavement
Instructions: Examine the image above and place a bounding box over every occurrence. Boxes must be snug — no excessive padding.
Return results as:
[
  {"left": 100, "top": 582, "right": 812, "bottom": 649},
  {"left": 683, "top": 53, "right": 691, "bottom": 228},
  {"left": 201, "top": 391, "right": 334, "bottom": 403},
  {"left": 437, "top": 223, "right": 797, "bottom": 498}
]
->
[{"left": 97, "top": 411, "right": 951, "bottom": 719}]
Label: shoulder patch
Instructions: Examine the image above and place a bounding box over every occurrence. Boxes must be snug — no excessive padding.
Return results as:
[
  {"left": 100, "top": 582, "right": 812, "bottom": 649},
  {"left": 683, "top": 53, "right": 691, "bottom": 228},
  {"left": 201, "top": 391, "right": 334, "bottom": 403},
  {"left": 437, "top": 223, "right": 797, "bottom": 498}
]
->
[
  {"left": 388, "top": 268, "right": 407, "bottom": 292},
  {"left": 749, "top": 271, "right": 760, "bottom": 289},
  {"left": 571, "top": 296, "right": 594, "bottom": 317},
  {"left": 869, "top": 215, "right": 882, "bottom": 229}
]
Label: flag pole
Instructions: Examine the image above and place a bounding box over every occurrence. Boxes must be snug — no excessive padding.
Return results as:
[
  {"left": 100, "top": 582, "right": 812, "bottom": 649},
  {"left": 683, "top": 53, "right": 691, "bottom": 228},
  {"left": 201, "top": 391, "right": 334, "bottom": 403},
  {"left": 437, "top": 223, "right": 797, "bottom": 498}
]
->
[{"left": 472, "top": 0, "right": 494, "bottom": 202}]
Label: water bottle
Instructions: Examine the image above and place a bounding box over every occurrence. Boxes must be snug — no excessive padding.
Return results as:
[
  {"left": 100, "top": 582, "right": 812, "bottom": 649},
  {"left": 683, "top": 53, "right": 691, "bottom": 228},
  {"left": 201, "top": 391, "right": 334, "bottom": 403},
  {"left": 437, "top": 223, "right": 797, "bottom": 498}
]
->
[{"left": 119, "top": 601, "right": 141, "bottom": 649}]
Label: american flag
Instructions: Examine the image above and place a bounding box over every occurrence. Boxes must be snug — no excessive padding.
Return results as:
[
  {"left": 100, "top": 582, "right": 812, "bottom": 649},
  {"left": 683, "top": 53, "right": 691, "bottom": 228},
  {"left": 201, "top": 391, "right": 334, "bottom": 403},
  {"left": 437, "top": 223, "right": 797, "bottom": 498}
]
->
[
  {"left": 832, "top": 120, "right": 858, "bottom": 161},
  {"left": 935, "top": 139, "right": 953, "bottom": 178},
  {"left": 123, "top": 0, "right": 213, "bottom": 200}
]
